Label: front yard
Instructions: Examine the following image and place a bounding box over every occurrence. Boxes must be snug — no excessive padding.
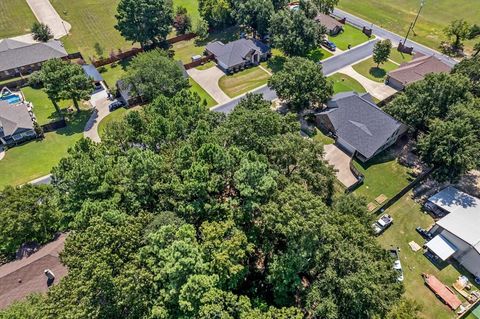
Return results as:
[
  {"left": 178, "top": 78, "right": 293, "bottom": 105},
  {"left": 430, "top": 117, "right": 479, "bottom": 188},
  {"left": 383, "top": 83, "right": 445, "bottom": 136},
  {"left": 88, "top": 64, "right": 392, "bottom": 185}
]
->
[
  {"left": 0, "top": 0, "right": 37, "bottom": 38},
  {"left": 330, "top": 24, "right": 371, "bottom": 50},
  {"left": 329, "top": 73, "right": 367, "bottom": 94},
  {"left": 379, "top": 193, "right": 480, "bottom": 319},
  {"left": 352, "top": 56, "right": 398, "bottom": 82},
  {"left": 306, "top": 47, "right": 333, "bottom": 62},
  {"left": 219, "top": 67, "right": 271, "bottom": 98}
]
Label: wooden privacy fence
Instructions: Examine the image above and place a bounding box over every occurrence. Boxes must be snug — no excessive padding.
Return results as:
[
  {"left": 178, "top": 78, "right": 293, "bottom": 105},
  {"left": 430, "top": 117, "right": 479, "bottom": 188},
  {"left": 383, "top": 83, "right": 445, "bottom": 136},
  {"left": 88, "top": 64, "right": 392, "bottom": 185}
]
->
[{"left": 184, "top": 55, "right": 215, "bottom": 70}]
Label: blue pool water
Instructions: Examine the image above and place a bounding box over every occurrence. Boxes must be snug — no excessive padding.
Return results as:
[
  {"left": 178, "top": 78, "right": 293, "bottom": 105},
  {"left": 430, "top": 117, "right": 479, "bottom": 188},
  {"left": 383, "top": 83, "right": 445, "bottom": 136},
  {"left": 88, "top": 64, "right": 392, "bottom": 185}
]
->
[{"left": 0, "top": 94, "right": 21, "bottom": 104}]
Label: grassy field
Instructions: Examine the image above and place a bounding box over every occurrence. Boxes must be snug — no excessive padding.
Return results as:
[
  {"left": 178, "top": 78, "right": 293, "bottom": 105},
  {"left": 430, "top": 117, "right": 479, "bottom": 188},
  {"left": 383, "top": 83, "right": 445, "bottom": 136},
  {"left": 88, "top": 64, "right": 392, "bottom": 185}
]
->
[
  {"left": 219, "top": 67, "right": 271, "bottom": 98},
  {"left": 338, "top": 0, "right": 480, "bottom": 53},
  {"left": 329, "top": 73, "right": 366, "bottom": 94},
  {"left": 0, "top": 0, "right": 37, "bottom": 38},
  {"left": 353, "top": 150, "right": 413, "bottom": 204},
  {"left": 330, "top": 24, "right": 371, "bottom": 50},
  {"left": 21, "top": 87, "right": 71, "bottom": 125},
  {"left": 379, "top": 193, "right": 480, "bottom": 319},
  {"left": 352, "top": 57, "right": 398, "bottom": 82},
  {"left": 0, "top": 111, "right": 90, "bottom": 189}
]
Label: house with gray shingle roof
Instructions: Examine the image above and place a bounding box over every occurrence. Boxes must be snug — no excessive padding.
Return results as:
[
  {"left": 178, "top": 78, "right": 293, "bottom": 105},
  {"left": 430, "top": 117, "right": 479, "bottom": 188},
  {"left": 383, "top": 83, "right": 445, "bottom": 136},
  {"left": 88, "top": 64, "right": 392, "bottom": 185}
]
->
[
  {"left": 0, "top": 101, "right": 36, "bottom": 146},
  {"left": 315, "top": 92, "right": 407, "bottom": 162},
  {"left": 0, "top": 38, "right": 68, "bottom": 81},
  {"left": 314, "top": 13, "right": 344, "bottom": 35},
  {"left": 206, "top": 38, "right": 271, "bottom": 73}
]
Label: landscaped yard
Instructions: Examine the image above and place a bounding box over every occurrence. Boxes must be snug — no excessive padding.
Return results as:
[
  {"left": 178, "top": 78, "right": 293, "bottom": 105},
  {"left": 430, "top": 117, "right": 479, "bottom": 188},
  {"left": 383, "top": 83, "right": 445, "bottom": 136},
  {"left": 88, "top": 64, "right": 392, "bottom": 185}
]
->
[
  {"left": 313, "top": 128, "right": 334, "bottom": 145},
  {"left": 306, "top": 47, "right": 333, "bottom": 62},
  {"left": 353, "top": 149, "right": 413, "bottom": 205},
  {"left": 379, "top": 193, "right": 480, "bottom": 319},
  {"left": 99, "top": 60, "right": 130, "bottom": 88},
  {"left": 329, "top": 73, "right": 367, "bottom": 94},
  {"left": 261, "top": 48, "right": 286, "bottom": 73},
  {"left": 352, "top": 57, "right": 398, "bottom": 82},
  {"left": 21, "top": 87, "right": 71, "bottom": 125},
  {"left": 389, "top": 49, "right": 414, "bottom": 64},
  {"left": 0, "top": 110, "right": 91, "bottom": 189},
  {"left": 219, "top": 67, "right": 271, "bottom": 98},
  {"left": 0, "top": 0, "right": 37, "bottom": 38},
  {"left": 338, "top": 0, "right": 480, "bottom": 53},
  {"left": 189, "top": 78, "right": 217, "bottom": 107},
  {"left": 330, "top": 24, "right": 371, "bottom": 50}
]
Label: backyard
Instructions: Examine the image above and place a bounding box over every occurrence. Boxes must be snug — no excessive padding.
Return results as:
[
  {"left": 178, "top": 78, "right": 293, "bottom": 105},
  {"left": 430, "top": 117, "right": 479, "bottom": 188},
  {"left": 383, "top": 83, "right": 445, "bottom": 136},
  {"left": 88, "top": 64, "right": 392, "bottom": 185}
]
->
[
  {"left": 329, "top": 73, "right": 366, "bottom": 94},
  {"left": 338, "top": 0, "right": 480, "bottom": 53},
  {"left": 379, "top": 193, "right": 480, "bottom": 319},
  {"left": 330, "top": 24, "right": 371, "bottom": 50},
  {"left": 21, "top": 87, "right": 71, "bottom": 125},
  {"left": 0, "top": 0, "right": 37, "bottom": 38},
  {"left": 219, "top": 67, "right": 271, "bottom": 98},
  {"left": 0, "top": 110, "right": 91, "bottom": 189},
  {"left": 352, "top": 56, "right": 398, "bottom": 82}
]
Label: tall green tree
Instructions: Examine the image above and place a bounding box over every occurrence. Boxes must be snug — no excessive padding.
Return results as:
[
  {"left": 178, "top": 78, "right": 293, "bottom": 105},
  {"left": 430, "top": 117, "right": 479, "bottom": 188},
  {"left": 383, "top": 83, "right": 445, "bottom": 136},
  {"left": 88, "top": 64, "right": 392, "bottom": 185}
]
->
[
  {"left": 268, "top": 56, "right": 333, "bottom": 110},
  {"left": 31, "top": 22, "right": 53, "bottom": 42},
  {"left": 231, "top": 0, "right": 274, "bottom": 36},
  {"left": 311, "top": 0, "right": 339, "bottom": 14},
  {"left": 373, "top": 39, "right": 392, "bottom": 67},
  {"left": 269, "top": 9, "right": 326, "bottom": 56},
  {"left": 453, "top": 55, "right": 480, "bottom": 97},
  {"left": 61, "top": 63, "right": 93, "bottom": 111},
  {"left": 444, "top": 19, "right": 471, "bottom": 49},
  {"left": 198, "top": 0, "right": 233, "bottom": 28},
  {"left": 115, "top": 0, "right": 173, "bottom": 48},
  {"left": 122, "top": 49, "right": 189, "bottom": 102}
]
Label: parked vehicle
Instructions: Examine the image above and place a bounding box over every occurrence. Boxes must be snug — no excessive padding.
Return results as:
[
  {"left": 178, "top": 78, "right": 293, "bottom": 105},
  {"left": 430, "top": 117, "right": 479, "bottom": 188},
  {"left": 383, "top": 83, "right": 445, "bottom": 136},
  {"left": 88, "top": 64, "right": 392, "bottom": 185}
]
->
[
  {"left": 322, "top": 40, "right": 337, "bottom": 51},
  {"left": 416, "top": 226, "right": 433, "bottom": 240},
  {"left": 108, "top": 100, "right": 124, "bottom": 112},
  {"left": 372, "top": 214, "right": 393, "bottom": 235},
  {"left": 389, "top": 249, "right": 404, "bottom": 282}
]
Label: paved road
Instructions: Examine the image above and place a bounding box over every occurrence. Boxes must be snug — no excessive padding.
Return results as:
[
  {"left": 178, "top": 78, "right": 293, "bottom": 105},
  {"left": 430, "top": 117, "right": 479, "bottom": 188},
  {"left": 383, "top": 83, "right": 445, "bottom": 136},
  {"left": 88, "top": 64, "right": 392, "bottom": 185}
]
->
[
  {"left": 84, "top": 88, "right": 111, "bottom": 143},
  {"left": 332, "top": 8, "right": 458, "bottom": 67},
  {"left": 211, "top": 39, "right": 379, "bottom": 114}
]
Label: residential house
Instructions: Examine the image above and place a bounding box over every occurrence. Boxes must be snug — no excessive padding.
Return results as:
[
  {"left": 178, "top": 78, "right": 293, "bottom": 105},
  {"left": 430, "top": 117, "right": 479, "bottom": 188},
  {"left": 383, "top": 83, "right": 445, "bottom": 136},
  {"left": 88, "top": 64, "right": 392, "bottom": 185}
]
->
[
  {"left": 0, "top": 101, "right": 36, "bottom": 146},
  {"left": 82, "top": 64, "right": 104, "bottom": 85},
  {"left": 0, "top": 234, "right": 68, "bottom": 309},
  {"left": 314, "top": 13, "right": 344, "bottom": 36},
  {"left": 206, "top": 38, "right": 271, "bottom": 73},
  {"left": 0, "top": 38, "right": 68, "bottom": 81},
  {"left": 386, "top": 53, "right": 452, "bottom": 90},
  {"left": 425, "top": 187, "right": 480, "bottom": 279},
  {"left": 315, "top": 92, "right": 407, "bottom": 162}
]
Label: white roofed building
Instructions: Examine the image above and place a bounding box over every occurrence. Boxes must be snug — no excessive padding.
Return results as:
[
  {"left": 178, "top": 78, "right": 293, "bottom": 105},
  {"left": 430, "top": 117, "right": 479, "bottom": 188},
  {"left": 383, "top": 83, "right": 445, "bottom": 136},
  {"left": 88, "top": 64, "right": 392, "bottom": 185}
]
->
[{"left": 425, "top": 187, "right": 480, "bottom": 279}]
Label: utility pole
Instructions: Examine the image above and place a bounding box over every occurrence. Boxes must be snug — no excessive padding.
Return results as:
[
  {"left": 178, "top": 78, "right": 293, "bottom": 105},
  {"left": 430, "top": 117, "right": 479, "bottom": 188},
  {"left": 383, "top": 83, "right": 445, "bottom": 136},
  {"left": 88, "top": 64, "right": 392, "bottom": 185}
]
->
[{"left": 402, "top": 0, "right": 425, "bottom": 46}]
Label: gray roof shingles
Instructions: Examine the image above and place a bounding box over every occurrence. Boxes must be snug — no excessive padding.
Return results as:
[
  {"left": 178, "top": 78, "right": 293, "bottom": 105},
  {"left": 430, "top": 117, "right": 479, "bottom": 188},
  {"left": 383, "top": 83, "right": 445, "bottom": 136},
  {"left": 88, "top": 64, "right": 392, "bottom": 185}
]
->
[
  {"left": 206, "top": 39, "right": 270, "bottom": 69},
  {"left": 318, "top": 92, "right": 405, "bottom": 159},
  {"left": 0, "top": 101, "right": 34, "bottom": 138}
]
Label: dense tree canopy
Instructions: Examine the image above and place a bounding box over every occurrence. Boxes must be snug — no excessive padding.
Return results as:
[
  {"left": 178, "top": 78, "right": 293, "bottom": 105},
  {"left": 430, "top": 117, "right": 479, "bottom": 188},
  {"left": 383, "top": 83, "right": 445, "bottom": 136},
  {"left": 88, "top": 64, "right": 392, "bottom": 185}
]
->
[
  {"left": 268, "top": 57, "right": 333, "bottom": 111},
  {"left": 311, "top": 0, "right": 339, "bottom": 14},
  {"left": 31, "top": 22, "right": 53, "bottom": 42},
  {"left": 115, "top": 0, "right": 173, "bottom": 48},
  {"left": 453, "top": 56, "right": 480, "bottom": 97},
  {"left": 198, "top": 0, "right": 233, "bottom": 28},
  {"left": 231, "top": 0, "right": 275, "bottom": 36},
  {"left": 0, "top": 89, "right": 402, "bottom": 318}
]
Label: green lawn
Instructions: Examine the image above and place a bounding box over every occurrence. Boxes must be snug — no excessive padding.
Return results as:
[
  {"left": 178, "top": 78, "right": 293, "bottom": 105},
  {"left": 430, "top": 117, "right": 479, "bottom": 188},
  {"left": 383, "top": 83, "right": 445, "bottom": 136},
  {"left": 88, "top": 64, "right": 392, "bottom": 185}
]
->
[
  {"left": 196, "top": 61, "right": 216, "bottom": 70},
  {"left": 307, "top": 47, "right": 333, "bottom": 62},
  {"left": 219, "top": 67, "right": 271, "bottom": 98},
  {"left": 189, "top": 78, "right": 217, "bottom": 107},
  {"left": 353, "top": 150, "right": 413, "bottom": 204},
  {"left": 98, "top": 107, "right": 128, "bottom": 138},
  {"left": 352, "top": 57, "right": 398, "bottom": 82},
  {"left": 330, "top": 24, "right": 371, "bottom": 50},
  {"left": 21, "top": 87, "right": 71, "bottom": 125},
  {"left": 389, "top": 49, "right": 414, "bottom": 65},
  {"left": 0, "top": 0, "right": 37, "bottom": 38},
  {"left": 338, "top": 0, "right": 480, "bottom": 53},
  {"left": 173, "top": 0, "right": 200, "bottom": 27},
  {"left": 99, "top": 60, "right": 130, "bottom": 88},
  {"left": 313, "top": 128, "right": 334, "bottom": 145},
  {"left": 329, "top": 73, "right": 367, "bottom": 94},
  {"left": 261, "top": 48, "right": 286, "bottom": 73},
  {"left": 0, "top": 111, "right": 91, "bottom": 189},
  {"left": 379, "top": 193, "right": 480, "bottom": 319}
]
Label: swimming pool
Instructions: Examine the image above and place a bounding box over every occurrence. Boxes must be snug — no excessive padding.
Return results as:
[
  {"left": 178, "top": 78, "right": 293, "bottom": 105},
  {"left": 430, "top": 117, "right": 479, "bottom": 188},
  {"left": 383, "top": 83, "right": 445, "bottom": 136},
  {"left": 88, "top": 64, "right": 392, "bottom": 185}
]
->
[{"left": 0, "top": 93, "right": 21, "bottom": 104}]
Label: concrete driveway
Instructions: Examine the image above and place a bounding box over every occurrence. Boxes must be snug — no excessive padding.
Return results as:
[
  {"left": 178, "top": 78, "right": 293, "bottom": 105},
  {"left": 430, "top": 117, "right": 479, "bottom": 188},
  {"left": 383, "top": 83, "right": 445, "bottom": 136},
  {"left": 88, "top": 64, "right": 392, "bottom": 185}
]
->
[
  {"left": 26, "top": 0, "right": 71, "bottom": 38},
  {"left": 188, "top": 66, "right": 230, "bottom": 105},
  {"left": 324, "top": 144, "right": 359, "bottom": 188},
  {"left": 83, "top": 87, "right": 110, "bottom": 143}
]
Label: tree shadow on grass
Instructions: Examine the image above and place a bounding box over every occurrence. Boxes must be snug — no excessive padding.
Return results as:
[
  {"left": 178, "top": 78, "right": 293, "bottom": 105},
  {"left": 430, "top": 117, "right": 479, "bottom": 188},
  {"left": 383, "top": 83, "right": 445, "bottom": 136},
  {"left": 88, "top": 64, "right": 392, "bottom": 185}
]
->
[
  {"left": 307, "top": 48, "right": 328, "bottom": 63},
  {"left": 369, "top": 66, "right": 387, "bottom": 80},
  {"left": 265, "top": 56, "right": 287, "bottom": 73},
  {"left": 55, "top": 110, "right": 92, "bottom": 136}
]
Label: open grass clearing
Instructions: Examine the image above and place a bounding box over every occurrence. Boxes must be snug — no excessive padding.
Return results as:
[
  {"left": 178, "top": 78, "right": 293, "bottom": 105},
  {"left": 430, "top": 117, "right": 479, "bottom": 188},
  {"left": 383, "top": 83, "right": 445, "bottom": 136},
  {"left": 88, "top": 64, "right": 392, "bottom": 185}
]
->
[
  {"left": 0, "top": 0, "right": 37, "bottom": 38},
  {"left": 21, "top": 87, "right": 71, "bottom": 125},
  {"left": 329, "top": 73, "right": 367, "bottom": 94},
  {"left": 378, "top": 192, "right": 480, "bottom": 319},
  {"left": 0, "top": 110, "right": 91, "bottom": 189},
  {"left": 352, "top": 57, "right": 398, "bottom": 82},
  {"left": 219, "top": 67, "right": 270, "bottom": 98},
  {"left": 353, "top": 147, "right": 413, "bottom": 204},
  {"left": 338, "top": 0, "right": 480, "bottom": 53},
  {"left": 330, "top": 24, "right": 371, "bottom": 50}
]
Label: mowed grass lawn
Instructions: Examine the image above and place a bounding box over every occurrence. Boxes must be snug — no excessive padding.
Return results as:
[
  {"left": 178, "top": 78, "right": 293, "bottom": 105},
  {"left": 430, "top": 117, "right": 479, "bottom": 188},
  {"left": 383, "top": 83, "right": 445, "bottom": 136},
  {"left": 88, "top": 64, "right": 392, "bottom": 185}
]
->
[
  {"left": 0, "top": 0, "right": 37, "bottom": 38},
  {"left": 189, "top": 78, "right": 217, "bottom": 107},
  {"left": 352, "top": 57, "right": 398, "bottom": 82},
  {"left": 353, "top": 150, "right": 413, "bottom": 204},
  {"left": 219, "top": 67, "right": 271, "bottom": 98},
  {"left": 21, "top": 87, "right": 71, "bottom": 125},
  {"left": 173, "top": 0, "right": 200, "bottom": 27},
  {"left": 329, "top": 73, "right": 366, "bottom": 94},
  {"left": 338, "top": 0, "right": 480, "bottom": 53},
  {"left": 306, "top": 47, "right": 333, "bottom": 62},
  {"left": 378, "top": 193, "right": 480, "bottom": 319},
  {"left": 389, "top": 49, "right": 414, "bottom": 65},
  {"left": 330, "top": 24, "right": 371, "bottom": 50},
  {"left": 0, "top": 111, "right": 91, "bottom": 189}
]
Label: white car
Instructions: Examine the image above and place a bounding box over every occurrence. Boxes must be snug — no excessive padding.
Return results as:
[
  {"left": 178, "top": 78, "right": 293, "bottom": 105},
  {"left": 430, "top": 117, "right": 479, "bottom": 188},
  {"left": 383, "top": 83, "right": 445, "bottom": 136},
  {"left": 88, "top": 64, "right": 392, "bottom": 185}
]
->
[{"left": 372, "top": 214, "right": 393, "bottom": 235}]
